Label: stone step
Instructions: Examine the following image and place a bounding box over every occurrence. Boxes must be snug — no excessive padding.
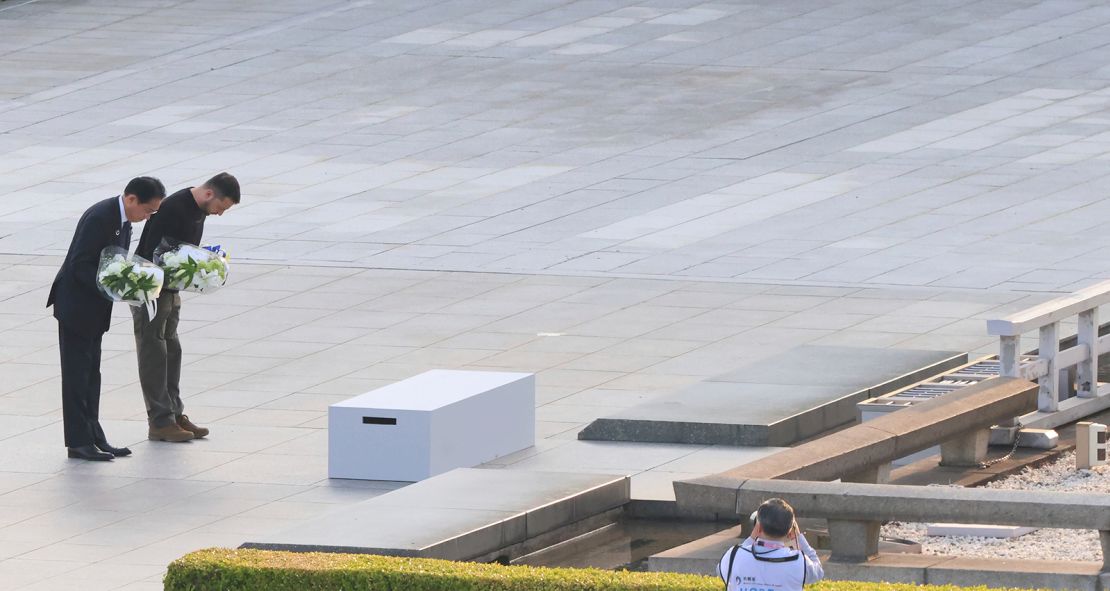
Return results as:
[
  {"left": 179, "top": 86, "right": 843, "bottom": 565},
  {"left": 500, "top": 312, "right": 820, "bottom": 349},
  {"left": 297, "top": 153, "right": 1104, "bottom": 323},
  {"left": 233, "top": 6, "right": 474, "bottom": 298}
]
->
[
  {"left": 579, "top": 346, "right": 966, "bottom": 447},
  {"left": 648, "top": 531, "right": 1105, "bottom": 591},
  {"left": 649, "top": 524, "right": 742, "bottom": 575},
  {"left": 242, "top": 468, "right": 629, "bottom": 561},
  {"left": 649, "top": 524, "right": 919, "bottom": 575},
  {"left": 649, "top": 525, "right": 1104, "bottom": 591}
]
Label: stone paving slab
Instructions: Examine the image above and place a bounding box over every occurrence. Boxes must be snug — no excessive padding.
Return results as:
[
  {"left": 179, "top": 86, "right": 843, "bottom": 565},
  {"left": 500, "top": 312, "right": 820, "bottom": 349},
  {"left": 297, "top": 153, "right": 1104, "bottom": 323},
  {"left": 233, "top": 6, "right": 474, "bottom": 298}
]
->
[
  {"left": 243, "top": 468, "right": 628, "bottom": 560},
  {"left": 0, "top": 260, "right": 1050, "bottom": 588},
  {"left": 0, "top": 289, "right": 1050, "bottom": 579},
  {"left": 4, "top": 2, "right": 1110, "bottom": 291},
  {"left": 2, "top": 0, "right": 1108, "bottom": 587},
  {"left": 578, "top": 346, "right": 966, "bottom": 446}
]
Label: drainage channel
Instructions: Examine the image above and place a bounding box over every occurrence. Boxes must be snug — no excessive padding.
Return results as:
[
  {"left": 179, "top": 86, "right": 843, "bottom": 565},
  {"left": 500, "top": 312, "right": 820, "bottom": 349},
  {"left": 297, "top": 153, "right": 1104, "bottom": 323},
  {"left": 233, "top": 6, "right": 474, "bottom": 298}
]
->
[{"left": 510, "top": 517, "right": 723, "bottom": 571}]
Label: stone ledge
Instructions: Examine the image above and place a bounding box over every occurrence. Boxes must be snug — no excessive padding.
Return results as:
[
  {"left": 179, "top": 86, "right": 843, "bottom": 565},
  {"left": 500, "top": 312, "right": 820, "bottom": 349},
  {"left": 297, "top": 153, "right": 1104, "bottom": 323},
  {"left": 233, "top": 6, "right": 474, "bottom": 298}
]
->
[
  {"left": 579, "top": 347, "right": 966, "bottom": 446},
  {"left": 242, "top": 468, "right": 629, "bottom": 561},
  {"left": 732, "top": 478, "right": 1110, "bottom": 530},
  {"left": 675, "top": 377, "right": 1039, "bottom": 515},
  {"left": 651, "top": 545, "right": 1104, "bottom": 591}
]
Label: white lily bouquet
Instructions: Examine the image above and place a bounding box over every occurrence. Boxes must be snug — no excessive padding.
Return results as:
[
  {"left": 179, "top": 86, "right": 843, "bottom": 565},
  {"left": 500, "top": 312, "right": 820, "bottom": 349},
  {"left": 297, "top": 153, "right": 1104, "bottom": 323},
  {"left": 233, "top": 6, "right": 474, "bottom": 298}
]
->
[
  {"left": 155, "top": 239, "right": 229, "bottom": 293},
  {"left": 97, "top": 246, "right": 164, "bottom": 310}
]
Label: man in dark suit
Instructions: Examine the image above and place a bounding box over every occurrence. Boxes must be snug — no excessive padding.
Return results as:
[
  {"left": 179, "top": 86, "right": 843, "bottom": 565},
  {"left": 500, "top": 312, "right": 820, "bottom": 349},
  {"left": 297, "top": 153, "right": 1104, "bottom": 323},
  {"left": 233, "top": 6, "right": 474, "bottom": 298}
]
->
[{"left": 48, "top": 177, "right": 165, "bottom": 461}]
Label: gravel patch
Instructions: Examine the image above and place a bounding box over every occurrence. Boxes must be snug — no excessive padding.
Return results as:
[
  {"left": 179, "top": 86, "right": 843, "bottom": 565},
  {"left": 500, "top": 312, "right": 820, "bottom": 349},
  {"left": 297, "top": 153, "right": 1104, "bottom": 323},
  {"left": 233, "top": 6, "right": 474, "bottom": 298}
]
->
[{"left": 881, "top": 452, "right": 1109, "bottom": 562}]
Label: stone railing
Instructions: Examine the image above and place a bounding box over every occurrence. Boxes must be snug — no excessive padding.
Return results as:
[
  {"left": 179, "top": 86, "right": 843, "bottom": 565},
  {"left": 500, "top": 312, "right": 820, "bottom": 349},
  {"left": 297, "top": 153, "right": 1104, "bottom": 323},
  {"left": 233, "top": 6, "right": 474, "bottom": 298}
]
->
[
  {"left": 734, "top": 478, "right": 1110, "bottom": 572},
  {"left": 988, "top": 280, "right": 1110, "bottom": 428}
]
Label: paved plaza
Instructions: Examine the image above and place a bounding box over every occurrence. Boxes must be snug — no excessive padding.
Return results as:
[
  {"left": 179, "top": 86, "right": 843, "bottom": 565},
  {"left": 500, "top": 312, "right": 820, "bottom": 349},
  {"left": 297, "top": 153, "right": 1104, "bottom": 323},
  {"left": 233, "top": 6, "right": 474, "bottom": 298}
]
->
[{"left": 3, "top": 0, "right": 1110, "bottom": 588}]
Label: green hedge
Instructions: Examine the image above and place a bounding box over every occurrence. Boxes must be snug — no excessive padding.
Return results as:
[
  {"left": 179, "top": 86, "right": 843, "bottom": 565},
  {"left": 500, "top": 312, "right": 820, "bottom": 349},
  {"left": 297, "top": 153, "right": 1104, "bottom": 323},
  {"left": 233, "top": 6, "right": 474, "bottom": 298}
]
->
[{"left": 165, "top": 548, "right": 1037, "bottom": 591}]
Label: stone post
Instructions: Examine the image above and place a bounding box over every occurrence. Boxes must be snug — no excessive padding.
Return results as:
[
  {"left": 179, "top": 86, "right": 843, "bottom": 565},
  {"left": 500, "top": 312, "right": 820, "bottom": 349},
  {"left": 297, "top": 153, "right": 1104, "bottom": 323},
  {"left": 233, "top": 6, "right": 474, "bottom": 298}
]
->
[
  {"left": 1039, "top": 322, "right": 1060, "bottom": 412},
  {"left": 827, "top": 519, "right": 879, "bottom": 562},
  {"left": 940, "top": 428, "right": 990, "bottom": 467},
  {"left": 842, "top": 463, "right": 891, "bottom": 484},
  {"left": 1078, "top": 308, "right": 1099, "bottom": 399},
  {"left": 1100, "top": 529, "right": 1110, "bottom": 572}
]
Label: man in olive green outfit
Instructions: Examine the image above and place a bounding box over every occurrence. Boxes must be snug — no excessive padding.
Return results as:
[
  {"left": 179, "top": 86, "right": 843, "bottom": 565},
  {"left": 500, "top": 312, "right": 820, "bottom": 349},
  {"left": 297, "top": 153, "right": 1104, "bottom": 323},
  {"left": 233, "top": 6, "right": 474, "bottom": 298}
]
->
[{"left": 133, "top": 172, "right": 240, "bottom": 442}]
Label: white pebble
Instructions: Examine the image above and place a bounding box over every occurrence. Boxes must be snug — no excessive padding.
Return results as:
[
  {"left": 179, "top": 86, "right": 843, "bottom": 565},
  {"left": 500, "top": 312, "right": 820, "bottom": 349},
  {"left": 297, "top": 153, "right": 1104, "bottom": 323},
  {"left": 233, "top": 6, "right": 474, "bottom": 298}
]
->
[{"left": 880, "top": 452, "right": 1109, "bottom": 562}]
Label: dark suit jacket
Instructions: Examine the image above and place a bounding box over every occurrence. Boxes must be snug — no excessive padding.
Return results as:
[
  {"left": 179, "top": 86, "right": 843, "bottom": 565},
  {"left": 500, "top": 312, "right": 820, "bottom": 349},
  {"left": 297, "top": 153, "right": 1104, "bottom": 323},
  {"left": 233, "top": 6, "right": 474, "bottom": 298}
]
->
[{"left": 47, "top": 197, "right": 125, "bottom": 337}]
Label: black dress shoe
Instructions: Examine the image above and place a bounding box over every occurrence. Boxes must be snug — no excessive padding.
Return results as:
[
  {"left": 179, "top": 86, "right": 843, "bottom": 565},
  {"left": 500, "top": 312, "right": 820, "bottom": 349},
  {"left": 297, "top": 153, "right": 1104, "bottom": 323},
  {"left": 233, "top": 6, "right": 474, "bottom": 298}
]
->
[
  {"left": 96, "top": 442, "right": 132, "bottom": 457},
  {"left": 67, "top": 445, "right": 113, "bottom": 461}
]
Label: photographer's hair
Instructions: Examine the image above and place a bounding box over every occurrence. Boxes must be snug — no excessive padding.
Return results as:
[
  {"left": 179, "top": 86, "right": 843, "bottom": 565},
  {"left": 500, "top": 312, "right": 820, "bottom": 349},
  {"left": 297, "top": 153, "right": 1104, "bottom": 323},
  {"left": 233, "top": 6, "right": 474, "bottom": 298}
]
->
[
  {"left": 204, "top": 172, "right": 241, "bottom": 204},
  {"left": 756, "top": 498, "right": 795, "bottom": 538},
  {"left": 123, "top": 176, "right": 166, "bottom": 203}
]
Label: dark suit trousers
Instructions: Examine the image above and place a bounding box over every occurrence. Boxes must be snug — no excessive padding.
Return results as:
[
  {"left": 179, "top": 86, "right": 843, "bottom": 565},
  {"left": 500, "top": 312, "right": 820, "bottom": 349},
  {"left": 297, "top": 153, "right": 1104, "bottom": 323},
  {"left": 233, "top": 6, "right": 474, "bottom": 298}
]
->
[{"left": 58, "top": 324, "right": 106, "bottom": 448}]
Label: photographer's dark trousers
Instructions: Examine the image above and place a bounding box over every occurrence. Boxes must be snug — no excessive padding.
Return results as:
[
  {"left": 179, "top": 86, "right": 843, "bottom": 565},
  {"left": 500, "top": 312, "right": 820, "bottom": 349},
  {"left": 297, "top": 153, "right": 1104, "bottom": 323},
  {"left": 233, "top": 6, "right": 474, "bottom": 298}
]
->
[
  {"left": 132, "top": 290, "right": 183, "bottom": 428},
  {"left": 58, "top": 323, "right": 107, "bottom": 447}
]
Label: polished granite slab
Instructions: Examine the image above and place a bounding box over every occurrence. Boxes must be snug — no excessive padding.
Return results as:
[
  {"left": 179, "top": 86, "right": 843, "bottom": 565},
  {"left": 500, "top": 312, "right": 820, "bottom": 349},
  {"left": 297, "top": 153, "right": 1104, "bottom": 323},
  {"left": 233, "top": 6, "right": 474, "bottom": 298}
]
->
[
  {"left": 579, "top": 346, "right": 966, "bottom": 446},
  {"left": 243, "top": 468, "right": 628, "bottom": 560}
]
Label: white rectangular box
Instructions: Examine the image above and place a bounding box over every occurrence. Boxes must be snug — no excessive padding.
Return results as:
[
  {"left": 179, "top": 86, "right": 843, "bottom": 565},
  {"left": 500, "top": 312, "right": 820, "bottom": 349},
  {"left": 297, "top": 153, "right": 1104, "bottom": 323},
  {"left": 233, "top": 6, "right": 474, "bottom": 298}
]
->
[{"left": 329, "top": 370, "right": 535, "bottom": 481}]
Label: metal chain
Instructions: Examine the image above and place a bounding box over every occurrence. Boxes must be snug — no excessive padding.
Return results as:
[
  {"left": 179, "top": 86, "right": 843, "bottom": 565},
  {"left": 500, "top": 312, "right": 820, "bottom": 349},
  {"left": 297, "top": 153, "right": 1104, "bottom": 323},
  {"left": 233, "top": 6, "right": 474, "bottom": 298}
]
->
[{"left": 978, "top": 434, "right": 1022, "bottom": 469}]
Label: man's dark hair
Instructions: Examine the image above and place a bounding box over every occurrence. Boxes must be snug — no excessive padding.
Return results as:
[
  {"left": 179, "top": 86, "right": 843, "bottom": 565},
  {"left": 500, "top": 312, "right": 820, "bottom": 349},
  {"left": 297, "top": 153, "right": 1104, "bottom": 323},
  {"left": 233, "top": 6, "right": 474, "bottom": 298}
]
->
[
  {"left": 204, "top": 172, "right": 240, "bottom": 203},
  {"left": 123, "top": 176, "right": 165, "bottom": 203},
  {"left": 757, "top": 498, "right": 795, "bottom": 538}
]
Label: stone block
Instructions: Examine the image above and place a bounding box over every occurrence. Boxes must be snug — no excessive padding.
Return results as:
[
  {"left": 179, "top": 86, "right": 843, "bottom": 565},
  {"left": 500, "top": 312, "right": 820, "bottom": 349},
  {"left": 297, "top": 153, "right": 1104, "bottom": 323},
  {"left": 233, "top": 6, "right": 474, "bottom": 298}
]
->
[
  {"left": 1017, "top": 428, "right": 1059, "bottom": 450},
  {"left": 925, "top": 523, "right": 1038, "bottom": 538},
  {"left": 827, "top": 519, "right": 879, "bottom": 562},
  {"left": 842, "top": 462, "right": 891, "bottom": 484},
  {"left": 939, "top": 428, "right": 989, "bottom": 467},
  {"left": 1077, "top": 422, "right": 1108, "bottom": 469},
  {"left": 673, "top": 474, "right": 742, "bottom": 518},
  {"left": 823, "top": 553, "right": 950, "bottom": 584},
  {"left": 926, "top": 557, "right": 1102, "bottom": 591},
  {"left": 571, "top": 477, "right": 631, "bottom": 530},
  {"left": 1101, "top": 530, "right": 1110, "bottom": 571},
  {"left": 989, "top": 425, "right": 1019, "bottom": 445},
  {"left": 648, "top": 525, "right": 742, "bottom": 575}
]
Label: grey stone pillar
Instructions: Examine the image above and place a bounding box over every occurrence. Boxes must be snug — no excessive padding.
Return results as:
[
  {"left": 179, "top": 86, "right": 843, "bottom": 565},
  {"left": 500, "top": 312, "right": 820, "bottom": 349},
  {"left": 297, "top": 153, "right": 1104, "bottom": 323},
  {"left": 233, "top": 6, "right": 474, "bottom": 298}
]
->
[
  {"left": 940, "top": 428, "right": 989, "bottom": 467},
  {"left": 842, "top": 462, "right": 891, "bottom": 484},
  {"left": 740, "top": 518, "right": 754, "bottom": 539},
  {"left": 1100, "top": 529, "right": 1109, "bottom": 572},
  {"left": 827, "top": 519, "right": 879, "bottom": 562}
]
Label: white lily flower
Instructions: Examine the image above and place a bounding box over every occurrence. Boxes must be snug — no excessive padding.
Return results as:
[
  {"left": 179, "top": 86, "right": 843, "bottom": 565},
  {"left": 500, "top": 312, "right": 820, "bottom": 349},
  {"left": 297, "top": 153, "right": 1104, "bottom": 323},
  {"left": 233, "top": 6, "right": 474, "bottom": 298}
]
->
[
  {"left": 97, "top": 248, "right": 163, "bottom": 306},
  {"left": 157, "top": 242, "right": 230, "bottom": 294}
]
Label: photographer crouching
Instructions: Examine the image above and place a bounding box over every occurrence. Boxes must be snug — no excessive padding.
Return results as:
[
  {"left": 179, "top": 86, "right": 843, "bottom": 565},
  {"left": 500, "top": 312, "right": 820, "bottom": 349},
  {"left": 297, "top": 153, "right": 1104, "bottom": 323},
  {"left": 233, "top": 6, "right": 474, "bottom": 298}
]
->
[{"left": 717, "top": 498, "right": 824, "bottom": 591}]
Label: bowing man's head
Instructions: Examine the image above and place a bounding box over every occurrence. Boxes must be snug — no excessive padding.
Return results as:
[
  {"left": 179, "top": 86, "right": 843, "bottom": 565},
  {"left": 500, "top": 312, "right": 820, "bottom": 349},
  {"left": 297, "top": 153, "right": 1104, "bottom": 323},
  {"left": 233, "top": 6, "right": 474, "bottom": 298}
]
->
[
  {"left": 197, "top": 172, "right": 240, "bottom": 217},
  {"left": 122, "top": 176, "right": 165, "bottom": 222}
]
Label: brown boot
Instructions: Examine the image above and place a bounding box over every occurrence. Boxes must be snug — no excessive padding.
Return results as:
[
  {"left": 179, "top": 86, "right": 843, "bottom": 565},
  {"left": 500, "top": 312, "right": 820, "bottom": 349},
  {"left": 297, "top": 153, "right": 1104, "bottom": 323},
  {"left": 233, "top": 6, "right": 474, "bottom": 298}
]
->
[
  {"left": 176, "top": 414, "right": 209, "bottom": 439},
  {"left": 148, "top": 424, "right": 194, "bottom": 442}
]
